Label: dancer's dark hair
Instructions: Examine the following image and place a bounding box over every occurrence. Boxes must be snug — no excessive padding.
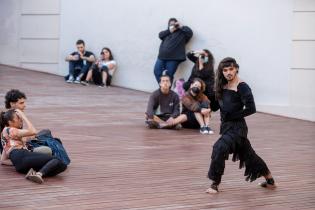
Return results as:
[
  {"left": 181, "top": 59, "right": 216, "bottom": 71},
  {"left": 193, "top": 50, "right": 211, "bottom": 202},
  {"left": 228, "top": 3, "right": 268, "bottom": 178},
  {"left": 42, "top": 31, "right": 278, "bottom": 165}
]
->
[{"left": 215, "top": 57, "right": 239, "bottom": 100}]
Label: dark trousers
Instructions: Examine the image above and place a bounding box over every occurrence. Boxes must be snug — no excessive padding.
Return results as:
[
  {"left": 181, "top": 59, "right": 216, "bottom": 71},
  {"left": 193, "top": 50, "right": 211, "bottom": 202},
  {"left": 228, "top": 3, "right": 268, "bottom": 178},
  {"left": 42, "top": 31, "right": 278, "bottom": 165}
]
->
[
  {"left": 69, "top": 60, "right": 92, "bottom": 78},
  {"left": 208, "top": 121, "right": 270, "bottom": 185},
  {"left": 154, "top": 59, "right": 180, "bottom": 84},
  {"left": 92, "top": 64, "right": 112, "bottom": 86},
  {"left": 9, "top": 149, "right": 67, "bottom": 177}
]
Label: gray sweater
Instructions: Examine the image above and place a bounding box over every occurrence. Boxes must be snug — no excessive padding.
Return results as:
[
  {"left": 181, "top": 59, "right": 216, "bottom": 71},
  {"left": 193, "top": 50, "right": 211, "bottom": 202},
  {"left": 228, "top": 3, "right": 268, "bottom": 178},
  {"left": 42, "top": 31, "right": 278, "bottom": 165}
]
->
[{"left": 146, "top": 89, "right": 180, "bottom": 119}]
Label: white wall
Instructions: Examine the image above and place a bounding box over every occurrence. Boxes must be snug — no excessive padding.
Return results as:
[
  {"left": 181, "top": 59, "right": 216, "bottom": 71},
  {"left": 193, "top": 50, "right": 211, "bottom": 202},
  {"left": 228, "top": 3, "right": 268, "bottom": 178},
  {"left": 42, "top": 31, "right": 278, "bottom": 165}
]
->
[
  {"left": 258, "top": 0, "right": 315, "bottom": 121},
  {"left": 59, "top": 0, "right": 292, "bottom": 107},
  {"left": 0, "top": 0, "right": 60, "bottom": 74},
  {"left": 1, "top": 0, "right": 314, "bottom": 121},
  {"left": 0, "top": 0, "right": 21, "bottom": 66}
]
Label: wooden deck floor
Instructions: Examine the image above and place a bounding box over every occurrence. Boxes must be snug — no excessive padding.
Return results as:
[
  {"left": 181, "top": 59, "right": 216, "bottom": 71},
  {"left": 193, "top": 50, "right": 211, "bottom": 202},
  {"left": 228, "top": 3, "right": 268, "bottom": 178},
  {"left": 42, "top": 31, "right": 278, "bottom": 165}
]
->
[{"left": 0, "top": 65, "right": 314, "bottom": 210}]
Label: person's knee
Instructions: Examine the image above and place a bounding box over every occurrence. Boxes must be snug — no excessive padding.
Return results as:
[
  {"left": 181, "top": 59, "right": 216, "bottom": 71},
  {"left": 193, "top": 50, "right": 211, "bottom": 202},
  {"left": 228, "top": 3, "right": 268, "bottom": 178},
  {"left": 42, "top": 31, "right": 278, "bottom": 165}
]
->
[
  {"left": 203, "top": 112, "right": 210, "bottom": 118},
  {"left": 53, "top": 158, "right": 67, "bottom": 170},
  {"left": 212, "top": 140, "right": 229, "bottom": 159},
  {"left": 178, "top": 114, "right": 187, "bottom": 123},
  {"left": 15, "top": 164, "right": 28, "bottom": 174},
  {"left": 59, "top": 162, "right": 67, "bottom": 173}
]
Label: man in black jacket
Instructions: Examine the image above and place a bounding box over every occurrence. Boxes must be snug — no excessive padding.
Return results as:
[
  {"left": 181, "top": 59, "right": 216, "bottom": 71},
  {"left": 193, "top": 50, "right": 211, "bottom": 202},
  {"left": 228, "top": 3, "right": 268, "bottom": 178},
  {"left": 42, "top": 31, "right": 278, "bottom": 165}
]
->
[{"left": 153, "top": 18, "right": 193, "bottom": 85}]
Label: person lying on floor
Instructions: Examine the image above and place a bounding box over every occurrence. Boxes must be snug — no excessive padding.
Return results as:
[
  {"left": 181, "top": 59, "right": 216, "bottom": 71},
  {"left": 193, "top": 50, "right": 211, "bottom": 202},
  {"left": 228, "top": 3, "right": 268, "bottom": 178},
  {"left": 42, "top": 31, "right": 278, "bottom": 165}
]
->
[
  {"left": 2, "top": 89, "right": 51, "bottom": 156},
  {"left": 0, "top": 109, "right": 67, "bottom": 184}
]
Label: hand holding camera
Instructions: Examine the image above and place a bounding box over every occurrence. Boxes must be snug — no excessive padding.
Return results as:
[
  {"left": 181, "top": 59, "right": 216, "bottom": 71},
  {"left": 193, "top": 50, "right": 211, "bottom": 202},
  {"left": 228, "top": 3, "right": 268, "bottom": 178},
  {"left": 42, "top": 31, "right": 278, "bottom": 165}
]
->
[
  {"left": 169, "top": 22, "right": 181, "bottom": 33},
  {"left": 71, "top": 54, "right": 80, "bottom": 61}
]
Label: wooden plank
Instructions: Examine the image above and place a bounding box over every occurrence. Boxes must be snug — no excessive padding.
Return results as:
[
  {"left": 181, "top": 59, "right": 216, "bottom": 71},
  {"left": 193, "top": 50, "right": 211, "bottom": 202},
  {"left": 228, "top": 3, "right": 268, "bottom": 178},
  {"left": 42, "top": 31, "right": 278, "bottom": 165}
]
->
[{"left": 0, "top": 65, "right": 314, "bottom": 210}]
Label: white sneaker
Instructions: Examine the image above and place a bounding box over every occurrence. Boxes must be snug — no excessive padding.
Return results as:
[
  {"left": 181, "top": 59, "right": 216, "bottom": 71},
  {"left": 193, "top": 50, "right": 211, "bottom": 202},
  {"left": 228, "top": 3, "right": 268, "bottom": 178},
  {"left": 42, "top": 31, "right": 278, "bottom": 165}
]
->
[
  {"left": 206, "top": 126, "right": 214, "bottom": 134},
  {"left": 200, "top": 126, "right": 208, "bottom": 134},
  {"left": 74, "top": 77, "right": 81, "bottom": 84},
  {"left": 66, "top": 76, "right": 74, "bottom": 83}
]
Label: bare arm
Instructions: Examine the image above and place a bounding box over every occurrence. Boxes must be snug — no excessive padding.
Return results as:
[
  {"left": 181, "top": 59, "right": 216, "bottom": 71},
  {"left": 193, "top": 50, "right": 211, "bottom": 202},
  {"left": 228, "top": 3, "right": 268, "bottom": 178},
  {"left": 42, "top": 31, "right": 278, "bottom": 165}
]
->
[
  {"left": 83, "top": 54, "right": 95, "bottom": 63},
  {"left": 65, "top": 54, "right": 76, "bottom": 61},
  {"left": 15, "top": 110, "right": 37, "bottom": 138}
]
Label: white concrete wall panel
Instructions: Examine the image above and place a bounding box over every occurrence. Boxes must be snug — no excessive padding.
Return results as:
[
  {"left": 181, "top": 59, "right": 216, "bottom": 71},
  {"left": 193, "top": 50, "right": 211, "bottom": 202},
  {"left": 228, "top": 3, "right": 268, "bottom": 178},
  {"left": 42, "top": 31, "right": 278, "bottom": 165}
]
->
[
  {"left": 290, "top": 70, "right": 315, "bottom": 106},
  {"left": 292, "top": 41, "right": 315, "bottom": 69},
  {"left": 0, "top": 0, "right": 21, "bottom": 66},
  {"left": 20, "top": 39, "right": 59, "bottom": 63},
  {"left": 293, "top": 0, "right": 315, "bottom": 11},
  {"left": 59, "top": 0, "right": 292, "bottom": 107},
  {"left": 20, "top": 15, "right": 60, "bottom": 39},
  {"left": 21, "top": 0, "right": 60, "bottom": 14},
  {"left": 292, "top": 12, "right": 315, "bottom": 40}
]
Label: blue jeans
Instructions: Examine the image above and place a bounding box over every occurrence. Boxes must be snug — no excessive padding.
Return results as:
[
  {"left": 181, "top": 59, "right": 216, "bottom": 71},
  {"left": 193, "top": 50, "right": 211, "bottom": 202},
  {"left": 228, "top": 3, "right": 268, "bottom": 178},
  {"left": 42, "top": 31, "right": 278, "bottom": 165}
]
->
[
  {"left": 154, "top": 59, "right": 180, "bottom": 84},
  {"left": 69, "top": 60, "right": 92, "bottom": 78}
]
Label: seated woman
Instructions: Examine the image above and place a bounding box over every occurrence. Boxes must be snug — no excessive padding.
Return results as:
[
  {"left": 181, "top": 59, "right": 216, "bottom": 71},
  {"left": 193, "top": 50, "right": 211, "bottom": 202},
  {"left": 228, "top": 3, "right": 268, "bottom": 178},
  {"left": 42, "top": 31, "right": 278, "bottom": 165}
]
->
[
  {"left": 183, "top": 49, "right": 215, "bottom": 101},
  {"left": 181, "top": 78, "right": 214, "bottom": 134},
  {"left": 0, "top": 109, "right": 67, "bottom": 184},
  {"left": 81, "top": 47, "right": 117, "bottom": 87},
  {"left": 156, "top": 78, "right": 215, "bottom": 132}
]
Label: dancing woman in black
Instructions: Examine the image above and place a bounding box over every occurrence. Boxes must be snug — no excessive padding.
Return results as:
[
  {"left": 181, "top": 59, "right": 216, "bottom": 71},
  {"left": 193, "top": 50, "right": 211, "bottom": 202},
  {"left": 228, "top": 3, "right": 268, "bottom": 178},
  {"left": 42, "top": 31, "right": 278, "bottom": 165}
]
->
[{"left": 206, "top": 57, "right": 275, "bottom": 193}]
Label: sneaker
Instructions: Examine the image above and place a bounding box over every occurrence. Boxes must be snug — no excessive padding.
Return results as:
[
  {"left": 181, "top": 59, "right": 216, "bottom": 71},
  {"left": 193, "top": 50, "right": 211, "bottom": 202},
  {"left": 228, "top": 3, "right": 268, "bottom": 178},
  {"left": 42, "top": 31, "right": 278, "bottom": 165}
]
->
[
  {"left": 74, "top": 77, "right": 81, "bottom": 84},
  {"left": 145, "top": 120, "right": 160, "bottom": 129},
  {"left": 206, "top": 126, "right": 214, "bottom": 134},
  {"left": 25, "top": 168, "right": 44, "bottom": 184},
  {"left": 98, "top": 83, "right": 105, "bottom": 88},
  {"left": 81, "top": 80, "right": 89, "bottom": 86},
  {"left": 66, "top": 76, "right": 74, "bottom": 83},
  {"left": 200, "top": 126, "right": 208, "bottom": 134}
]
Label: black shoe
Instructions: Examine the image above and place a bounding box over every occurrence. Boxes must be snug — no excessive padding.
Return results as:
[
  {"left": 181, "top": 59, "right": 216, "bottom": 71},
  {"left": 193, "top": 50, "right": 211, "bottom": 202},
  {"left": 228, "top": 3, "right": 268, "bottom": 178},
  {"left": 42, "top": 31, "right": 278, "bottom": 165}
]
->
[{"left": 98, "top": 83, "right": 105, "bottom": 88}]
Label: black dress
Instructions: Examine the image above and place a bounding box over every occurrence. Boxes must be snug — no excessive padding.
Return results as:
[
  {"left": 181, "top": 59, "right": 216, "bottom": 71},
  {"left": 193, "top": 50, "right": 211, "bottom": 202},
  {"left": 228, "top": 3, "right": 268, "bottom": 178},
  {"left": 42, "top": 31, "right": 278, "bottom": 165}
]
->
[{"left": 208, "top": 82, "right": 270, "bottom": 185}]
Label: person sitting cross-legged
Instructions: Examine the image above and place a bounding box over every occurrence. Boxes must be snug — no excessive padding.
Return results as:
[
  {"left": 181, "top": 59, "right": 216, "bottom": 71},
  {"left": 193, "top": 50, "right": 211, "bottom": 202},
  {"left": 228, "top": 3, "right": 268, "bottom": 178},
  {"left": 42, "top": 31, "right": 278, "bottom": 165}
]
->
[{"left": 145, "top": 73, "right": 184, "bottom": 129}]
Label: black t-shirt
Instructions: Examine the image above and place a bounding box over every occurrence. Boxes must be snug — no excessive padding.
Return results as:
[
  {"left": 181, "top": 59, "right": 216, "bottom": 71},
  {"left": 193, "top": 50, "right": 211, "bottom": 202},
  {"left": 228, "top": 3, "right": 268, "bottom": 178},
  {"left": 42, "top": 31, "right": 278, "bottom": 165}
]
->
[{"left": 71, "top": 51, "right": 94, "bottom": 65}]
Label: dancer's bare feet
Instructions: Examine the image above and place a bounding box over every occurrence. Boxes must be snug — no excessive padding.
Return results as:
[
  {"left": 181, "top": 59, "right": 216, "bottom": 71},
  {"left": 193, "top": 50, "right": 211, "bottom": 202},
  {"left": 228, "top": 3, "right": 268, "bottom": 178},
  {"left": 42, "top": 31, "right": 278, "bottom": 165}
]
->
[
  {"left": 206, "top": 184, "right": 219, "bottom": 194},
  {"left": 206, "top": 187, "right": 219, "bottom": 194},
  {"left": 258, "top": 181, "right": 276, "bottom": 189},
  {"left": 258, "top": 177, "right": 276, "bottom": 189}
]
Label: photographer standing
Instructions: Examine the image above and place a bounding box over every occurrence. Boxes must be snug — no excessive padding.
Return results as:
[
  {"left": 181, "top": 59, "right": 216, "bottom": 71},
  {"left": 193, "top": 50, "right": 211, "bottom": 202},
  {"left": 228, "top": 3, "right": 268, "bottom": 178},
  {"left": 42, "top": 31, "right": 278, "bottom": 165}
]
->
[
  {"left": 154, "top": 18, "right": 193, "bottom": 85},
  {"left": 183, "top": 50, "right": 215, "bottom": 101}
]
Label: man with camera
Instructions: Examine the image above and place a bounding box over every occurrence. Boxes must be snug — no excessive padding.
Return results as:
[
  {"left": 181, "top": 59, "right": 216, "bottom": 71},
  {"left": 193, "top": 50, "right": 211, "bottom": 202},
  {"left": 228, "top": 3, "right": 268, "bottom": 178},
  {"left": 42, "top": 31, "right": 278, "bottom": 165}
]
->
[
  {"left": 65, "top": 39, "right": 95, "bottom": 83},
  {"left": 153, "top": 18, "right": 193, "bottom": 85}
]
